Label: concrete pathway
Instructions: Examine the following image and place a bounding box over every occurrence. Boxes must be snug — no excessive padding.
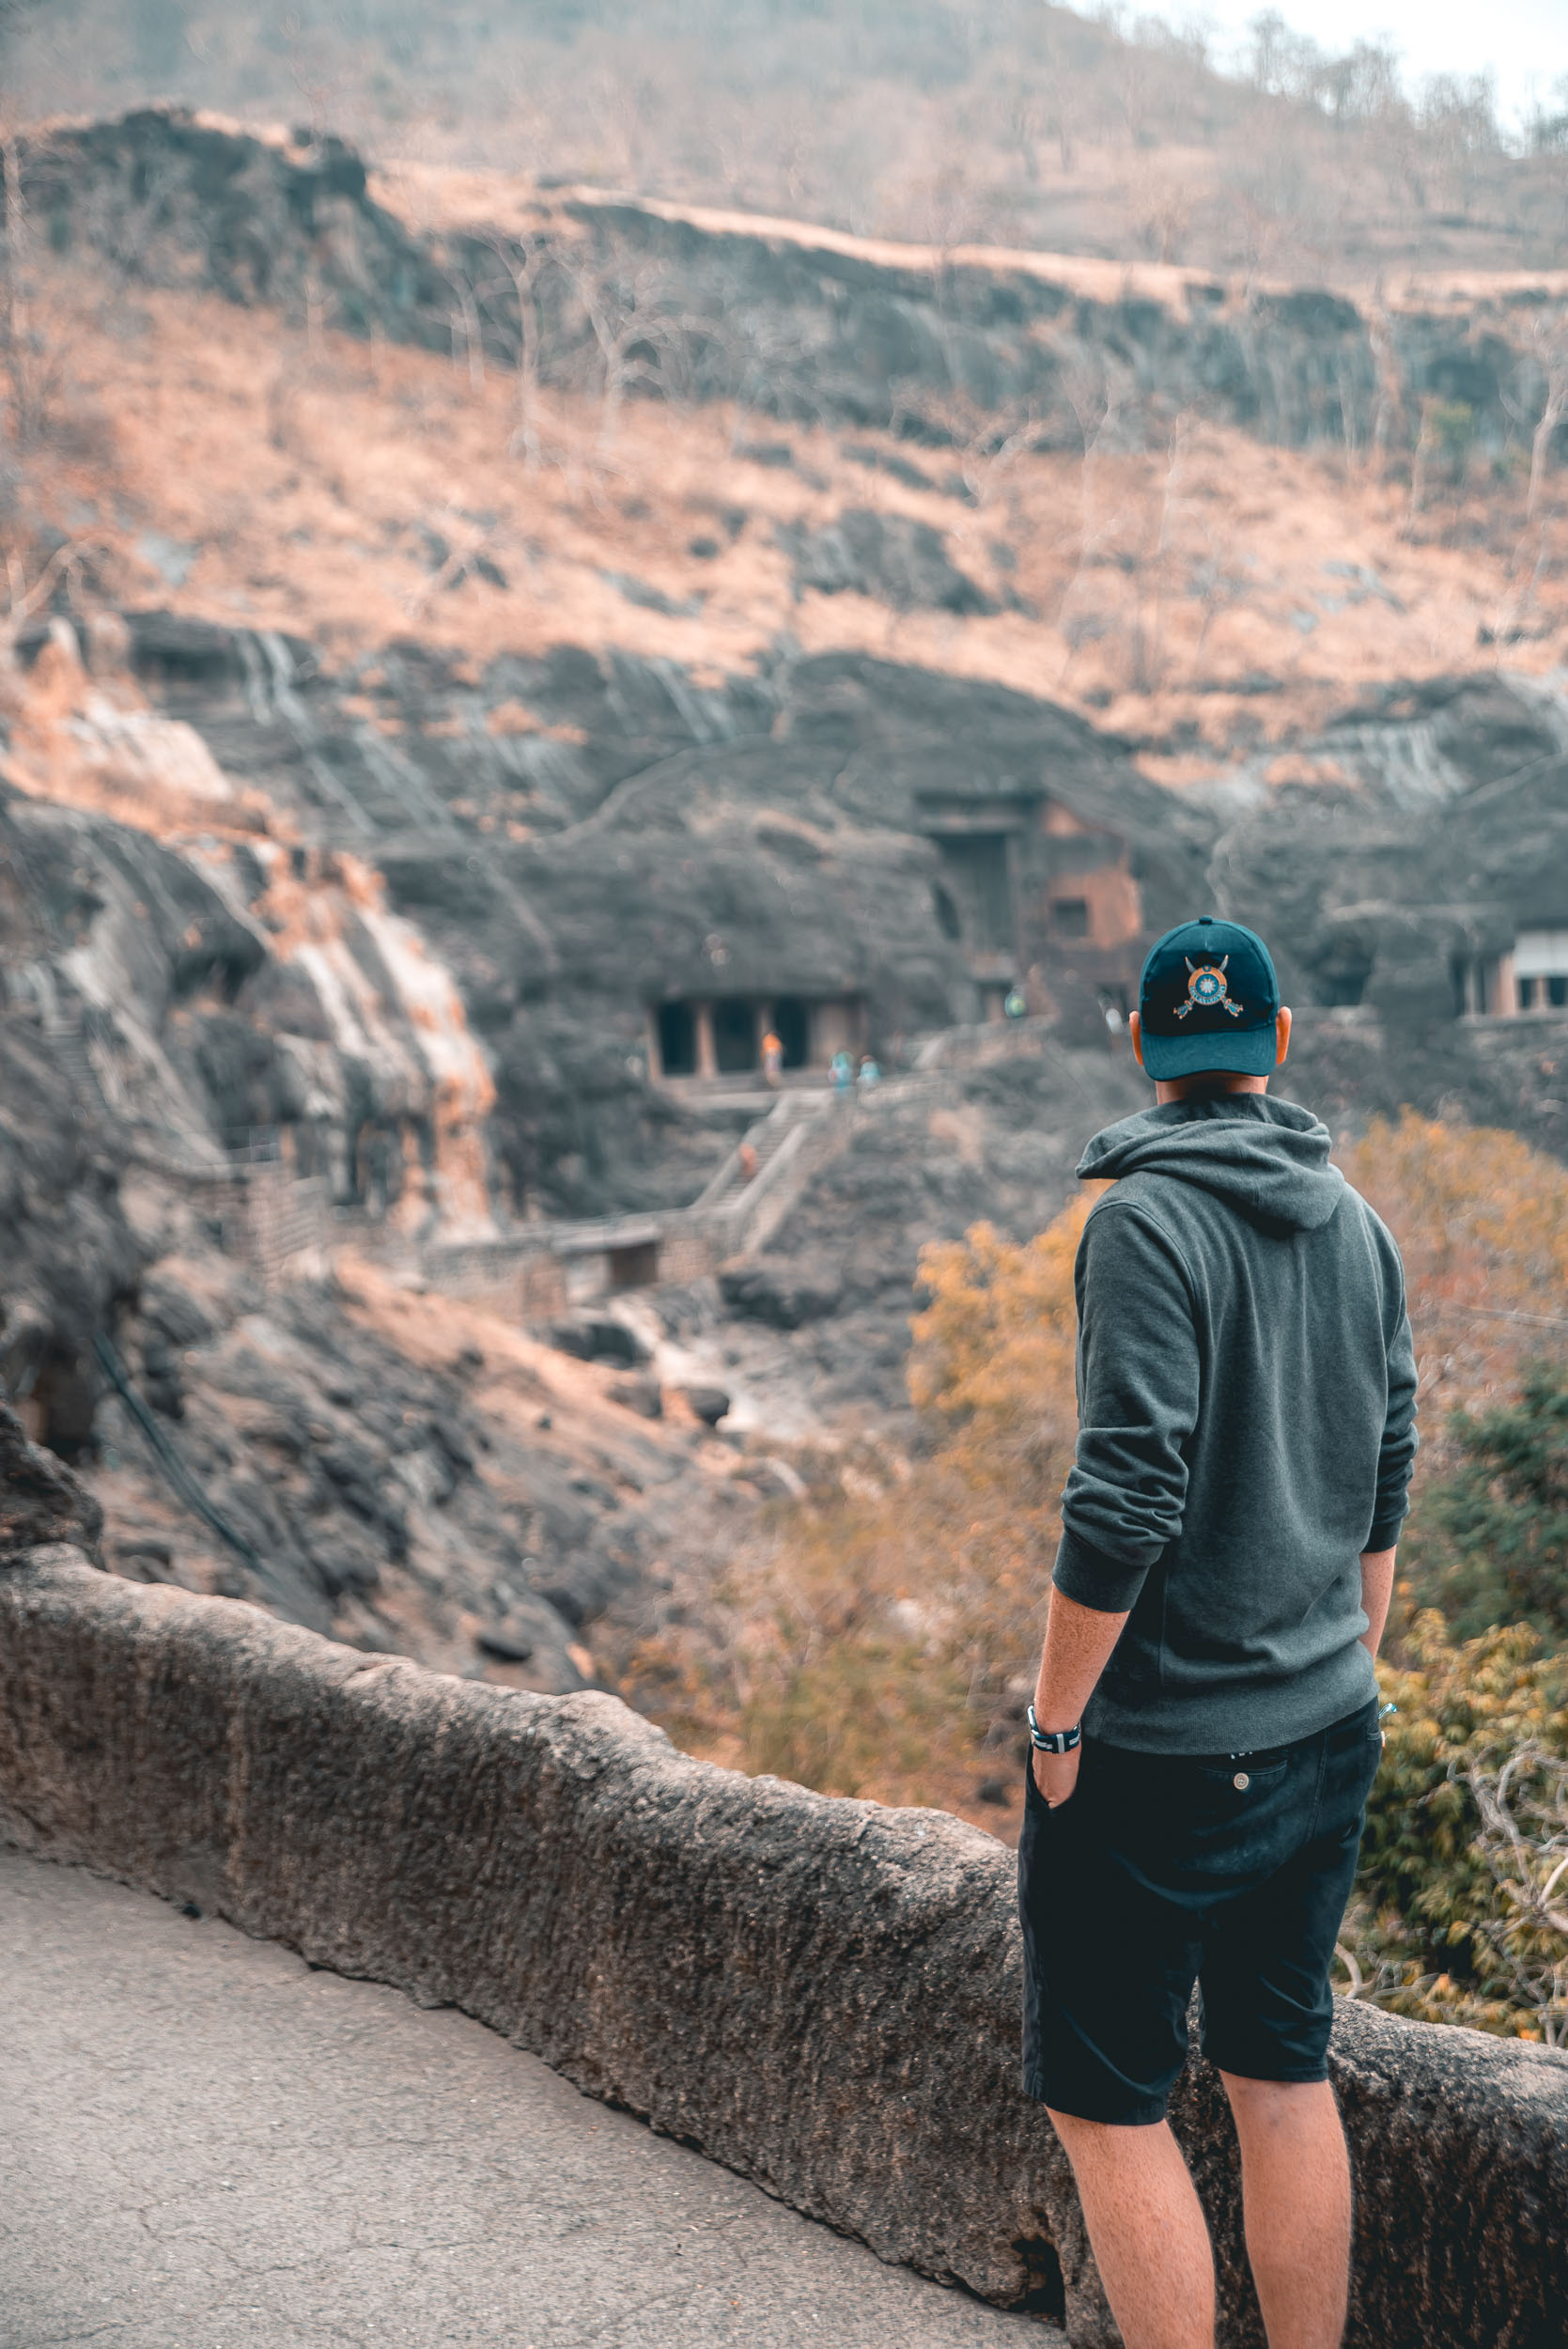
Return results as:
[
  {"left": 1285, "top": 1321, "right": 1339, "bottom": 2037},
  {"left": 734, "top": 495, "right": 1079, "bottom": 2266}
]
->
[{"left": 0, "top": 1846, "right": 1046, "bottom": 2348}]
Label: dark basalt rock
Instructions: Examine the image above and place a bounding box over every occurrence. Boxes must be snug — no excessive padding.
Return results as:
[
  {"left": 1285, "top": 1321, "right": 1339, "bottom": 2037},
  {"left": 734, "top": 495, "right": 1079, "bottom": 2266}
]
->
[
  {"left": 0, "top": 1405, "right": 104, "bottom": 1563},
  {"left": 476, "top": 1623, "right": 536, "bottom": 1664},
  {"left": 719, "top": 1257, "right": 845, "bottom": 1330},
  {"left": 546, "top": 1318, "right": 650, "bottom": 1368},
  {"left": 609, "top": 1376, "right": 663, "bottom": 1420},
  {"left": 531, "top": 1537, "right": 637, "bottom": 1630},
  {"left": 779, "top": 510, "right": 996, "bottom": 614},
  {"left": 680, "top": 1384, "right": 732, "bottom": 1427},
  {"left": 23, "top": 110, "right": 1568, "bottom": 476}
]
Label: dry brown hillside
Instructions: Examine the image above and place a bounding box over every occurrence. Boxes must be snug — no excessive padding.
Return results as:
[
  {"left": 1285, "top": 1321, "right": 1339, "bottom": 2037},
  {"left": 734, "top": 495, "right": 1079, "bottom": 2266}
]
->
[{"left": 22, "top": 246, "right": 1568, "bottom": 780}]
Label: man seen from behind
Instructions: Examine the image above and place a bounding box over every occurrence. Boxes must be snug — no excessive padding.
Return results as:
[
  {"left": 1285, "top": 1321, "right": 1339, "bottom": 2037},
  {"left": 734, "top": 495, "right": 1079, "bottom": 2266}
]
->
[{"left": 1017, "top": 916, "right": 1418, "bottom": 2349}]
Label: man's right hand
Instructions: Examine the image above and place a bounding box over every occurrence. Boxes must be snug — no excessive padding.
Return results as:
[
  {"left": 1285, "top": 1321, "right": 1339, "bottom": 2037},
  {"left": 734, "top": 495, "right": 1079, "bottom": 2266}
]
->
[{"left": 1032, "top": 1741, "right": 1082, "bottom": 1810}]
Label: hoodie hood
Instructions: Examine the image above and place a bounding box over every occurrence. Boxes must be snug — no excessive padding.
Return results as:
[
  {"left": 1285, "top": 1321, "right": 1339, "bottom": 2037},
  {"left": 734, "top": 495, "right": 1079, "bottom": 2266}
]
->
[{"left": 1077, "top": 1093, "right": 1344, "bottom": 1234}]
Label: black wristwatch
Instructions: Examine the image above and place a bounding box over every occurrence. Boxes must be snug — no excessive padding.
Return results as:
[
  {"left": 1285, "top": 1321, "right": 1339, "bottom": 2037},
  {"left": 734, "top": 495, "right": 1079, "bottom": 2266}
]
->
[{"left": 1026, "top": 1704, "right": 1081, "bottom": 1754}]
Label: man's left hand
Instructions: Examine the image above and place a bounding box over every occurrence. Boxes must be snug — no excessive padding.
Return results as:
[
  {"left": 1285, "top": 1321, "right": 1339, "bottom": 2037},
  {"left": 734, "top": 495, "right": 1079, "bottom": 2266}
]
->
[{"left": 1032, "top": 1742, "right": 1081, "bottom": 1810}]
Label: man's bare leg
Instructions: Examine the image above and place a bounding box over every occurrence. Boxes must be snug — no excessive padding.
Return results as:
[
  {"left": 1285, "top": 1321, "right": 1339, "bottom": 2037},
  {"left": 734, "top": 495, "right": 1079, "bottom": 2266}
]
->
[
  {"left": 1220, "top": 2075, "right": 1352, "bottom": 2349},
  {"left": 1047, "top": 2109, "right": 1217, "bottom": 2349}
]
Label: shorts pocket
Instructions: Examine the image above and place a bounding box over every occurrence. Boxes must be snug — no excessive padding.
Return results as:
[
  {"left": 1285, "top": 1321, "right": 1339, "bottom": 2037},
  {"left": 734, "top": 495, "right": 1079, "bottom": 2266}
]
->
[
  {"left": 1162, "top": 1754, "right": 1296, "bottom": 1885},
  {"left": 1189, "top": 1756, "right": 1290, "bottom": 1799}
]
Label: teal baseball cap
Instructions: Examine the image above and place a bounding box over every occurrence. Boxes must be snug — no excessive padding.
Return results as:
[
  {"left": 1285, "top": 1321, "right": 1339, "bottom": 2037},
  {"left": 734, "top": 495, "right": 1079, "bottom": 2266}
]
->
[{"left": 1137, "top": 915, "right": 1281, "bottom": 1081}]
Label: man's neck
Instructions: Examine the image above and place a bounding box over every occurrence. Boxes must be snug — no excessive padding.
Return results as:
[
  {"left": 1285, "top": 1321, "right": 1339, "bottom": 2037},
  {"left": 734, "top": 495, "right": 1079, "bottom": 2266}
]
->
[{"left": 1153, "top": 1074, "right": 1270, "bottom": 1106}]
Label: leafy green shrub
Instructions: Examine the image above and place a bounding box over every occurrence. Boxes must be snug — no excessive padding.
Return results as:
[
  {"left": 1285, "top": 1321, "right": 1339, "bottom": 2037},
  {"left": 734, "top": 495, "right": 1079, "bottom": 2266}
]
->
[
  {"left": 1399, "top": 1367, "right": 1568, "bottom": 1641},
  {"left": 1345, "top": 1614, "right": 1568, "bottom": 2041}
]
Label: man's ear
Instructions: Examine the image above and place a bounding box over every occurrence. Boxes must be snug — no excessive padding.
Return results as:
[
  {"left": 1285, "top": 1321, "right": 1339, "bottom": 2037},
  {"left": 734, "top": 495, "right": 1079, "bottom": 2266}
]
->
[
  {"left": 1275, "top": 1006, "right": 1292, "bottom": 1066},
  {"left": 1128, "top": 1009, "right": 1145, "bottom": 1070}
]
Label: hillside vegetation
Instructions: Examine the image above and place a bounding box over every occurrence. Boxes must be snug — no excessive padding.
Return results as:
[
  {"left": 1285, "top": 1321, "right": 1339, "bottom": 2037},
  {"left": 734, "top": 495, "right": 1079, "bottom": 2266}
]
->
[
  {"left": 12, "top": 247, "right": 1568, "bottom": 769},
  {"left": 8, "top": 0, "right": 1568, "bottom": 283}
]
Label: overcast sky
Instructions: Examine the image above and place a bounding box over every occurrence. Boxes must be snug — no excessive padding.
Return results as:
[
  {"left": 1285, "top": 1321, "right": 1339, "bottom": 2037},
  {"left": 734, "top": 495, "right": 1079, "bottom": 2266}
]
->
[{"left": 1193, "top": 0, "right": 1568, "bottom": 128}]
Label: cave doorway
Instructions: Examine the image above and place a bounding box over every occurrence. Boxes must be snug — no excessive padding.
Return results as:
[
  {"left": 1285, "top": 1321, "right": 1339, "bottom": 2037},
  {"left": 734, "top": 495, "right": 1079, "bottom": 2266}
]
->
[
  {"left": 27, "top": 1352, "right": 98, "bottom": 1462},
  {"left": 658, "top": 1001, "right": 697, "bottom": 1077},
  {"left": 713, "top": 999, "right": 757, "bottom": 1073},
  {"left": 771, "top": 996, "right": 810, "bottom": 1069},
  {"left": 932, "top": 882, "right": 962, "bottom": 941},
  {"left": 608, "top": 1240, "right": 660, "bottom": 1292},
  {"left": 935, "top": 833, "right": 1014, "bottom": 953}
]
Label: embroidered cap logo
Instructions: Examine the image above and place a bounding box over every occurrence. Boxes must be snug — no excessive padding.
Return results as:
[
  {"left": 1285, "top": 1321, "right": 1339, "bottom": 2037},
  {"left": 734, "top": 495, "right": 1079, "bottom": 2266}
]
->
[{"left": 1173, "top": 955, "right": 1244, "bottom": 1021}]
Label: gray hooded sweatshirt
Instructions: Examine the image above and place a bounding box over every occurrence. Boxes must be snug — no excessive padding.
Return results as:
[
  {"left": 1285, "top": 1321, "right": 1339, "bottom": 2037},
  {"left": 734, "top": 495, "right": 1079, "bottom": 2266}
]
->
[{"left": 1055, "top": 1093, "right": 1418, "bottom": 1754}]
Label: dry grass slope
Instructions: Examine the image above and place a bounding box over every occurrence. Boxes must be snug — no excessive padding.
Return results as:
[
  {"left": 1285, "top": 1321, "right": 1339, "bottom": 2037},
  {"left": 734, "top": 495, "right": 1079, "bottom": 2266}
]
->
[{"left": 18, "top": 257, "right": 1568, "bottom": 775}]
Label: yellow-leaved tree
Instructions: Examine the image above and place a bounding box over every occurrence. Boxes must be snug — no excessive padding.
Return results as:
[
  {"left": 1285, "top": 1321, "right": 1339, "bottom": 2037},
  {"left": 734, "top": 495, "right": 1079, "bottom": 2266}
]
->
[
  {"left": 734, "top": 1192, "right": 1098, "bottom": 1812},
  {"left": 1338, "top": 1109, "right": 1568, "bottom": 1435}
]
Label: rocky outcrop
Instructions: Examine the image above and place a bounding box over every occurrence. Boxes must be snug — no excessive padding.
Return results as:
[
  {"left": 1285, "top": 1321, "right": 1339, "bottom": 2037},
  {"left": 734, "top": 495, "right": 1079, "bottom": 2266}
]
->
[
  {"left": 12, "top": 111, "right": 449, "bottom": 344},
  {"left": 0, "top": 1551, "right": 1562, "bottom": 2348},
  {"left": 16, "top": 611, "right": 1210, "bottom": 1222},
  {"left": 0, "top": 1404, "right": 103, "bottom": 1559},
  {"left": 21, "top": 110, "right": 1568, "bottom": 464},
  {"left": 0, "top": 1004, "right": 142, "bottom": 1452},
  {"left": 778, "top": 511, "right": 997, "bottom": 614}
]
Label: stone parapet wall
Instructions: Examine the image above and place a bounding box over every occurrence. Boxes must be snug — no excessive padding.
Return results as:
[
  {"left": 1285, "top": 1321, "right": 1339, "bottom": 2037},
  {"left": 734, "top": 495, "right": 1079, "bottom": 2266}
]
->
[
  {"left": 1, "top": 1550, "right": 1563, "bottom": 2348},
  {"left": 655, "top": 1224, "right": 719, "bottom": 1286}
]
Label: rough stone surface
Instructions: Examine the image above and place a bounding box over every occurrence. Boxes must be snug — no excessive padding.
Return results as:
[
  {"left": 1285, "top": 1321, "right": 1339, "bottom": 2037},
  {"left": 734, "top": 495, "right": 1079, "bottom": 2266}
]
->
[
  {"left": 0, "top": 1404, "right": 104, "bottom": 1561},
  {"left": 2, "top": 1846, "right": 1043, "bottom": 2348},
  {"left": 681, "top": 1382, "right": 733, "bottom": 1427},
  {"left": 779, "top": 511, "right": 996, "bottom": 614},
  {"left": 0, "top": 1554, "right": 1563, "bottom": 2349}
]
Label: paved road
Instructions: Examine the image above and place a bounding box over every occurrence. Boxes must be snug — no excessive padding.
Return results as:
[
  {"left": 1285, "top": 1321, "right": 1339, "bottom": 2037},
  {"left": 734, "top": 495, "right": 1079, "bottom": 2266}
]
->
[{"left": 0, "top": 1847, "right": 1043, "bottom": 2348}]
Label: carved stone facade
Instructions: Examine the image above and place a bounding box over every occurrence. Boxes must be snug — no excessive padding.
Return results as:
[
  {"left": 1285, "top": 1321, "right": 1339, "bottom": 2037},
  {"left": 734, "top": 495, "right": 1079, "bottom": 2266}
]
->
[{"left": 919, "top": 784, "right": 1144, "bottom": 1024}]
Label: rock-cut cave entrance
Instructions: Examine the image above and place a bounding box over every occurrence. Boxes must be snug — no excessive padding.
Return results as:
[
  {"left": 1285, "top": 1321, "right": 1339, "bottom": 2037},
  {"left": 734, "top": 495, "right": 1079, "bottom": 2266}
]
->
[
  {"left": 712, "top": 999, "right": 757, "bottom": 1073},
  {"left": 771, "top": 996, "right": 810, "bottom": 1069},
  {"left": 657, "top": 1001, "right": 698, "bottom": 1077},
  {"left": 648, "top": 990, "right": 867, "bottom": 1081},
  {"left": 608, "top": 1239, "right": 660, "bottom": 1291}
]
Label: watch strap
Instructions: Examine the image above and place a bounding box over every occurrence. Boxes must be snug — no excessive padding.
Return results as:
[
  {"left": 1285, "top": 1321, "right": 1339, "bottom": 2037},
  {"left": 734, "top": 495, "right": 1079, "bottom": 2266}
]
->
[{"left": 1026, "top": 1704, "right": 1081, "bottom": 1754}]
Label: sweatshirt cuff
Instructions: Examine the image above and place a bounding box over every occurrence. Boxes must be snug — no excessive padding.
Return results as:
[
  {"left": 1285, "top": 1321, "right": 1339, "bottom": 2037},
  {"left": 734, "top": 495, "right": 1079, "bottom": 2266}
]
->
[
  {"left": 1365, "top": 1512, "right": 1406, "bottom": 1552},
  {"left": 1053, "top": 1527, "right": 1151, "bottom": 1614}
]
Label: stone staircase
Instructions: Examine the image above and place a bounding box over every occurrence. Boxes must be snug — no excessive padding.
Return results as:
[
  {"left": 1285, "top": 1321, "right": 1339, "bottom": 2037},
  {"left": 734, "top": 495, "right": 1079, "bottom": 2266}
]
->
[
  {"left": 404, "top": 1072, "right": 939, "bottom": 1317},
  {"left": 693, "top": 1073, "right": 935, "bottom": 1263},
  {"left": 691, "top": 1090, "right": 831, "bottom": 1220},
  {"left": 42, "top": 1016, "right": 101, "bottom": 1105}
]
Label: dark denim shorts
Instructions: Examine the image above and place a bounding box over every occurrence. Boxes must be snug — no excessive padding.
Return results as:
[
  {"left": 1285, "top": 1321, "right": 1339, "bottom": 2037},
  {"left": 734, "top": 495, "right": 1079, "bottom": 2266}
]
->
[{"left": 1017, "top": 1696, "right": 1384, "bottom": 2124}]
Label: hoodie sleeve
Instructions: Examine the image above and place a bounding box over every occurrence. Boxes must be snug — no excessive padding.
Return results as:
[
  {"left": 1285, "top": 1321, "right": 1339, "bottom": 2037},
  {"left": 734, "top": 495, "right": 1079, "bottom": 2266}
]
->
[
  {"left": 1053, "top": 1201, "right": 1200, "bottom": 1614},
  {"left": 1366, "top": 1290, "right": 1418, "bottom": 1552}
]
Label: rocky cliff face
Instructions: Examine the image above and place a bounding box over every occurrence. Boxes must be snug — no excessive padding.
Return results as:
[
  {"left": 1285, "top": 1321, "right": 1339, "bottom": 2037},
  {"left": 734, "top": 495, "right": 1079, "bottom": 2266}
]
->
[
  {"left": 8, "top": 600, "right": 1216, "bottom": 1221},
  {"left": 24, "top": 595, "right": 1563, "bottom": 1233},
  {"left": 0, "top": 628, "right": 773, "bottom": 1682},
  {"left": 21, "top": 110, "right": 1568, "bottom": 468}
]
